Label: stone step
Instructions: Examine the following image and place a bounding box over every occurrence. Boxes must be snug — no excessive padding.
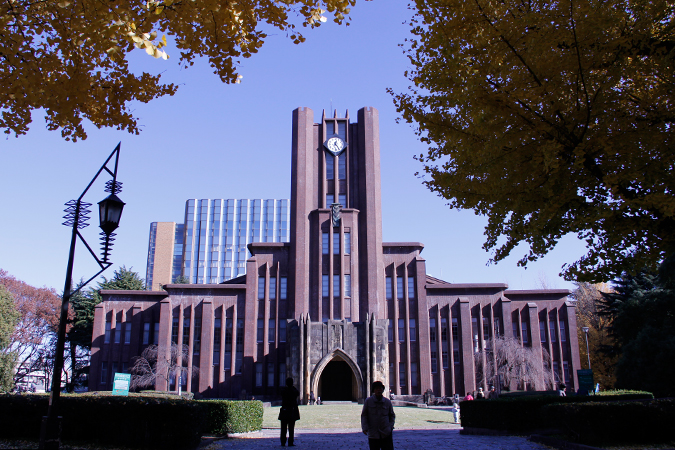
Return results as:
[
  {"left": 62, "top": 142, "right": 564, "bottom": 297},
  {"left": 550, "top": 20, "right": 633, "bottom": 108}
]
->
[{"left": 318, "top": 401, "right": 356, "bottom": 405}]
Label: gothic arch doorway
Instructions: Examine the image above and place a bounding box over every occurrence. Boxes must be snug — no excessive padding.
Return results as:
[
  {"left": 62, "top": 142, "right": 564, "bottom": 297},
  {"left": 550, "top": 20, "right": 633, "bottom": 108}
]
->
[{"left": 311, "top": 349, "right": 363, "bottom": 402}]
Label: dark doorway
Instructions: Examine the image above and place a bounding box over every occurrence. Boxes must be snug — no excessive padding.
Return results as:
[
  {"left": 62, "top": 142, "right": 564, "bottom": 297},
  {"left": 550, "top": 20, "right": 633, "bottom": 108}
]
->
[{"left": 319, "top": 360, "right": 353, "bottom": 401}]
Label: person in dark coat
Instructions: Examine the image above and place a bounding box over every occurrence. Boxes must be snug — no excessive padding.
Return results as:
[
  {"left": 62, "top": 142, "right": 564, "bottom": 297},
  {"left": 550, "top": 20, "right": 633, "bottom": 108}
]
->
[
  {"left": 279, "top": 377, "right": 300, "bottom": 447},
  {"left": 361, "top": 381, "right": 396, "bottom": 450}
]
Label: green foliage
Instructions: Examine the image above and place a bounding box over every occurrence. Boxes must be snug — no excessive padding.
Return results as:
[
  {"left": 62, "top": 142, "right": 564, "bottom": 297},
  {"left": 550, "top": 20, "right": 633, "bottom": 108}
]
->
[
  {"left": 0, "top": 285, "right": 19, "bottom": 393},
  {"left": 0, "top": 393, "right": 205, "bottom": 449},
  {"left": 460, "top": 393, "right": 654, "bottom": 432},
  {"left": 199, "top": 400, "right": 264, "bottom": 435},
  {"left": 0, "top": 353, "right": 17, "bottom": 393},
  {"left": 541, "top": 399, "right": 675, "bottom": 446},
  {"left": 172, "top": 275, "right": 190, "bottom": 284},
  {"left": 392, "top": 0, "right": 675, "bottom": 282},
  {"left": 599, "top": 256, "right": 675, "bottom": 397}
]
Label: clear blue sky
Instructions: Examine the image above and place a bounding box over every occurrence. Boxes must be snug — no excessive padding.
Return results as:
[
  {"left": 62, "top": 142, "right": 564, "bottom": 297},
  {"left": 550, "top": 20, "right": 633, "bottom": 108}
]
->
[{"left": 0, "top": 1, "right": 587, "bottom": 293}]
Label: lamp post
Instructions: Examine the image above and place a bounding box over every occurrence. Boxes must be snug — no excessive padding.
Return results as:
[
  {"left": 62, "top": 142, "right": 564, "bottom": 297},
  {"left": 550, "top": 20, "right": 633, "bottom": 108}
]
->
[
  {"left": 582, "top": 326, "right": 591, "bottom": 370},
  {"left": 40, "top": 144, "right": 125, "bottom": 450}
]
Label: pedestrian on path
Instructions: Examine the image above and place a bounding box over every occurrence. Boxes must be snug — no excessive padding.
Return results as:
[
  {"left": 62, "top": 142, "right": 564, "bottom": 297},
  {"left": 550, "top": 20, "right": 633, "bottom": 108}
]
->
[
  {"left": 279, "top": 377, "right": 300, "bottom": 447},
  {"left": 361, "top": 380, "right": 396, "bottom": 450}
]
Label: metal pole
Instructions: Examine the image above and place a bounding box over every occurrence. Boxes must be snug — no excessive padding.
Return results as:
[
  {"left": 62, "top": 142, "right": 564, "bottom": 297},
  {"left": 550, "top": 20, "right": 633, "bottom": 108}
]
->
[{"left": 584, "top": 330, "right": 591, "bottom": 370}]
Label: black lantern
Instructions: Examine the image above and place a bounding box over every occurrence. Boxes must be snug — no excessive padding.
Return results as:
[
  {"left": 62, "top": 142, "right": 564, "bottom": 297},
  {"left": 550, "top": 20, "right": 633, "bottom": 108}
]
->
[{"left": 98, "top": 193, "right": 125, "bottom": 235}]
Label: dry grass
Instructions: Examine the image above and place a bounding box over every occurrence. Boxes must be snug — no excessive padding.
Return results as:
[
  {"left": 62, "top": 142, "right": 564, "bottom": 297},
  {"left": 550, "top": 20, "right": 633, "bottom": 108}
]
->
[{"left": 262, "top": 404, "right": 458, "bottom": 429}]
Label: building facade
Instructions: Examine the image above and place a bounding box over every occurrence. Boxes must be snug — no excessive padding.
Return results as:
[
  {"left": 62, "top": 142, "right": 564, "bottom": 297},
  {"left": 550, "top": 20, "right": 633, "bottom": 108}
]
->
[
  {"left": 91, "top": 107, "right": 581, "bottom": 400},
  {"left": 145, "top": 199, "right": 290, "bottom": 290}
]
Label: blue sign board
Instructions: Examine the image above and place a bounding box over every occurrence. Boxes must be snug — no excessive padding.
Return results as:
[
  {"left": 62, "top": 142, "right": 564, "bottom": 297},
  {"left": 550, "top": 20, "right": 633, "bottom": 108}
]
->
[{"left": 112, "top": 372, "right": 131, "bottom": 396}]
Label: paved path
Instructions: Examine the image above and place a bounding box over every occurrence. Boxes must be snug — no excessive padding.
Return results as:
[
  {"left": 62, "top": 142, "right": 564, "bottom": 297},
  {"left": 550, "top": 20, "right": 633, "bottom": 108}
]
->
[{"left": 204, "top": 427, "right": 549, "bottom": 450}]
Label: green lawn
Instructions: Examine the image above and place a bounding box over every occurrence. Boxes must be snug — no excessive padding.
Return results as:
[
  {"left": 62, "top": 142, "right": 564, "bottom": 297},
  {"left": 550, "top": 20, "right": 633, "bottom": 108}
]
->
[{"left": 263, "top": 404, "right": 458, "bottom": 429}]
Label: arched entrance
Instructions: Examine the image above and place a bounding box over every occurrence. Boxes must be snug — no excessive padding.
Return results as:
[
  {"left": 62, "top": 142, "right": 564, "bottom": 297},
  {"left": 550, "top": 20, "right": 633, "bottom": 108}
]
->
[
  {"left": 310, "top": 349, "right": 364, "bottom": 402},
  {"left": 318, "top": 360, "right": 353, "bottom": 400}
]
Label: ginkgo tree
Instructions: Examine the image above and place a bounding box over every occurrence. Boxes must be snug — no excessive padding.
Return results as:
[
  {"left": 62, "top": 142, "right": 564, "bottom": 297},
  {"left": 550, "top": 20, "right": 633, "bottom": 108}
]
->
[
  {"left": 392, "top": 0, "right": 675, "bottom": 281},
  {"left": 1, "top": 0, "right": 362, "bottom": 141}
]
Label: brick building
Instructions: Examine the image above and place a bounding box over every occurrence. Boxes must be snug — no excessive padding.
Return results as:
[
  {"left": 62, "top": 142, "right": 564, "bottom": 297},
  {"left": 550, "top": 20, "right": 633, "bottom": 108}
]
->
[{"left": 89, "top": 107, "right": 581, "bottom": 400}]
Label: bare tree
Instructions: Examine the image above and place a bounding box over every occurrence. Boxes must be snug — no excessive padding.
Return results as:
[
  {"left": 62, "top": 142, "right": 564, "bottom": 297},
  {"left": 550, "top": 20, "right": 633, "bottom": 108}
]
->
[
  {"left": 130, "top": 343, "right": 194, "bottom": 392},
  {"left": 475, "top": 336, "right": 554, "bottom": 391}
]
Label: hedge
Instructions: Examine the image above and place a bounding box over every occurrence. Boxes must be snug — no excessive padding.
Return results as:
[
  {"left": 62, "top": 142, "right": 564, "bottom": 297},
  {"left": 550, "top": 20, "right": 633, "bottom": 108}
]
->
[
  {"left": 0, "top": 393, "right": 205, "bottom": 449},
  {"left": 199, "top": 399, "right": 263, "bottom": 435},
  {"left": 541, "top": 398, "right": 675, "bottom": 446},
  {"left": 460, "top": 391, "right": 654, "bottom": 432}
]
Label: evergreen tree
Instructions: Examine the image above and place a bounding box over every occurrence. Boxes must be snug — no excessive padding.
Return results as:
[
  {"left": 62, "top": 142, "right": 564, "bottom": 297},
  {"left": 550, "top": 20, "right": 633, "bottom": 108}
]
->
[{"left": 0, "top": 284, "right": 19, "bottom": 392}]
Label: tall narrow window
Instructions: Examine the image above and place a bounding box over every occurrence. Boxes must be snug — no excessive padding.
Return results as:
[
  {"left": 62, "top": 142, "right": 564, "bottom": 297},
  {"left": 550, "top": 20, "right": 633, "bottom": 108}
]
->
[
  {"left": 269, "top": 277, "right": 276, "bottom": 299},
  {"left": 522, "top": 320, "right": 529, "bottom": 344},
  {"left": 257, "top": 319, "right": 264, "bottom": 343},
  {"left": 540, "top": 321, "right": 547, "bottom": 343},
  {"left": 386, "top": 277, "right": 392, "bottom": 300},
  {"left": 512, "top": 322, "right": 518, "bottom": 339},
  {"left": 114, "top": 324, "right": 120, "bottom": 344},
  {"left": 100, "top": 362, "right": 108, "bottom": 384},
  {"left": 183, "top": 316, "right": 190, "bottom": 347},
  {"left": 344, "top": 232, "right": 351, "bottom": 255},
  {"left": 408, "top": 277, "right": 415, "bottom": 298},
  {"left": 409, "top": 319, "right": 416, "bottom": 342},
  {"left": 398, "top": 319, "right": 405, "bottom": 342},
  {"left": 224, "top": 317, "right": 232, "bottom": 370},
  {"left": 111, "top": 362, "right": 118, "bottom": 378},
  {"left": 441, "top": 318, "right": 448, "bottom": 342},
  {"left": 333, "top": 232, "right": 340, "bottom": 254},
  {"left": 255, "top": 363, "right": 263, "bottom": 387},
  {"left": 563, "top": 361, "right": 571, "bottom": 384},
  {"left": 279, "top": 320, "right": 287, "bottom": 343},
  {"left": 326, "top": 194, "right": 334, "bottom": 206},
  {"left": 258, "top": 277, "right": 265, "bottom": 300},
  {"left": 269, "top": 319, "right": 276, "bottom": 343},
  {"left": 104, "top": 322, "right": 111, "bottom": 344},
  {"left": 267, "top": 362, "right": 275, "bottom": 387},
  {"left": 322, "top": 232, "right": 329, "bottom": 254},
  {"left": 549, "top": 320, "right": 557, "bottom": 343},
  {"left": 411, "top": 363, "right": 418, "bottom": 387},
  {"left": 397, "top": 277, "right": 404, "bottom": 300},
  {"left": 322, "top": 275, "right": 329, "bottom": 299},
  {"left": 399, "top": 363, "right": 406, "bottom": 387},
  {"left": 172, "top": 317, "right": 179, "bottom": 344},
  {"left": 429, "top": 318, "right": 437, "bottom": 342},
  {"left": 326, "top": 155, "right": 334, "bottom": 180},
  {"left": 143, "top": 323, "right": 150, "bottom": 345},
  {"left": 280, "top": 277, "right": 287, "bottom": 300},
  {"left": 388, "top": 320, "right": 393, "bottom": 342},
  {"left": 333, "top": 275, "right": 340, "bottom": 298},
  {"left": 344, "top": 274, "right": 351, "bottom": 297},
  {"left": 213, "top": 318, "right": 221, "bottom": 366},
  {"left": 452, "top": 317, "right": 459, "bottom": 342},
  {"left": 235, "top": 319, "right": 244, "bottom": 373},
  {"left": 153, "top": 322, "right": 159, "bottom": 345},
  {"left": 193, "top": 314, "right": 201, "bottom": 356},
  {"left": 482, "top": 317, "right": 490, "bottom": 343},
  {"left": 338, "top": 153, "right": 346, "bottom": 180},
  {"left": 124, "top": 323, "right": 131, "bottom": 344},
  {"left": 338, "top": 194, "right": 346, "bottom": 206},
  {"left": 431, "top": 351, "right": 438, "bottom": 373},
  {"left": 278, "top": 363, "right": 286, "bottom": 386},
  {"left": 559, "top": 321, "right": 567, "bottom": 341}
]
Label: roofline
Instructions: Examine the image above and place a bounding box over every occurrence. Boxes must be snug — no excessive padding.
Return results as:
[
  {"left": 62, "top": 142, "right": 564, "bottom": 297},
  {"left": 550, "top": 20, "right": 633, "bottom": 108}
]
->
[
  {"left": 505, "top": 289, "right": 570, "bottom": 295},
  {"left": 426, "top": 283, "right": 508, "bottom": 289}
]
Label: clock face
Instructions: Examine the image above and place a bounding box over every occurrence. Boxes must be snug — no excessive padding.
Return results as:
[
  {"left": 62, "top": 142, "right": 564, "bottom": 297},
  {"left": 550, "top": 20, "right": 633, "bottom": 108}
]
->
[{"left": 324, "top": 136, "right": 346, "bottom": 156}]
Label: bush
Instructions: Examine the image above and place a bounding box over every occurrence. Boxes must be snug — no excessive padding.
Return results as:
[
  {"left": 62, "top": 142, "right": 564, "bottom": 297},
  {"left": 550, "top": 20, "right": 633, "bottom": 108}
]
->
[
  {"left": 542, "top": 398, "right": 675, "bottom": 446},
  {"left": 0, "top": 393, "right": 205, "bottom": 449},
  {"left": 460, "top": 391, "right": 654, "bottom": 432},
  {"left": 199, "top": 400, "right": 263, "bottom": 435}
]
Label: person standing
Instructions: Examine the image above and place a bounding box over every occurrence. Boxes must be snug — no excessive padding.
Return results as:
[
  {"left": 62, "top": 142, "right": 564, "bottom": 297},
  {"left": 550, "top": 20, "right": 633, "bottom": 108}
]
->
[
  {"left": 361, "top": 381, "right": 396, "bottom": 450},
  {"left": 279, "top": 377, "right": 300, "bottom": 447},
  {"left": 487, "top": 386, "right": 498, "bottom": 400}
]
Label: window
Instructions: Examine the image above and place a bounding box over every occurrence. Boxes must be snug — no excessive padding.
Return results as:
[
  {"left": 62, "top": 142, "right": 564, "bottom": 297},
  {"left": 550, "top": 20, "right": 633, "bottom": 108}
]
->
[
  {"left": 386, "top": 277, "right": 392, "bottom": 300},
  {"left": 214, "top": 318, "right": 221, "bottom": 365},
  {"left": 408, "top": 277, "right": 415, "bottom": 298},
  {"left": 279, "top": 363, "right": 286, "bottom": 386},
  {"left": 193, "top": 315, "right": 201, "bottom": 356},
  {"left": 124, "top": 323, "right": 131, "bottom": 344},
  {"left": 540, "top": 321, "right": 547, "bottom": 343},
  {"left": 280, "top": 277, "right": 287, "bottom": 300},
  {"left": 553, "top": 361, "right": 560, "bottom": 382},
  {"left": 452, "top": 317, "right": 459, "bottom": 342},
  {"left": 345, "top": 232, "right": 351, "bottom": 255},
  {"left": 235, "top": 319, "right": 244, "bottom": 373},
  {"left": 559, "top": 321, "right": 567, "bottom": 342},
  {"left": 431, "top": 351, "right": 438, "bottom": 373},
  {"left": 512, "top": 322, "right": 519, "bottom": 339},
  {"left": 441, "top": 318, "right": 448, "bottom": 342},
  {"left": 322, "top": 232, "right": 329, "bottom": 254},
  {"left": 267, "top": 363, "right": 275, "bottom": 387},
  {"left": 442, "top": 351, "right": 449, "bottom": 369},
  {"left": 326, "top": 154, "right": 334, "bottom": 180},
  {"left": 225, "top": 317, "right": 232, "bottom": 370},
  {"left": 279, "top": 321, "right": 287, "bottom": 343},
  {"left": 429, "top": 318, "right": 437, "bottom": 342},
  {"left": 549, "top": 320, "right": 557, "bottom": 343},
  {"left": 269, "top": 277, "right": 276, "bottom": 299},
  {"left": 258, "top": 277, "right": 265, "bottom": 300},
  {"left": 257, "top": 319, "right": 264, "bottom": 343},
  {"left": 326, "top": 194, "right": 334, "bottom": 206},
  {"left": 563, "top": 361, "right": 571, "bottom": 384},
  {"left": 113, "top": 323, "right": 120, "bottom": 344},
  {"left": 111, "top": 362, "right": 118, "bottom": 378},
  {"left": 411, "top": 363, "right": 418, "bottom": 387},
  {"left": 338, "top": 153, "right": 346, "bottom": 180},
  {"left": 269, "top": 319, "right": 276, "bottom": 343},
  {"left": 153, "top": 322, "right": 159, "bottom": 345},
  {"left": 453, "top": 349, "right": 460, "bottom": 364},
  {"left": 339, "top": 194, "right": 346, "bottom": 206},
  {"left": 398, "top": 319, "right": 405, "bottom": 342},
  {"left": 322, "top": 275, "right": 329, "bottom": 298},
  {"left": 344, "top": 275, "right": 351, "bottom": 297},
  {"left": 397, "top": 277, "right": 404, "bottom": 300},
  {"left": 333, "top": 275, "right": 340, "bottom": 298},
  {"left": 104, "top": 322, "right": 111, "bottom": 344},
  {"left": 389, "top": 363, "right": 395, "bottom": 391},
  {"left": 172, "top": 317, "right": 179, "bottom": 344},
  {"left": 183, "top": 317, "right": 190, "bottom": 347},
  {"left": 522, "top": 320, "right": 529, "bottom": 344},
  {"left": 143, "top": 323, "right": 150, "bottom": 345},
  {"left": 494, "top": 317, "right": 501, "bottom": 337},
  {"left": 100, "top": 362, "right": 108, "bottom": 384},
  {"left": 333, "top": 231, "right": 340, "bottom": 254},
  {"left": 409, "top": 319, "right": 416, "bottom": 341},
  {"left": 399, "top": 363, "right": 406, "bottom": 387},
  {"left": 388, "top": 320, "right": 393, "bottom": 342},
  {"left": 483, "top": 317, "right": 490, "bottom": 342},
  {"left": 255, "top": 363, "right": 263, "bottom": 387}
]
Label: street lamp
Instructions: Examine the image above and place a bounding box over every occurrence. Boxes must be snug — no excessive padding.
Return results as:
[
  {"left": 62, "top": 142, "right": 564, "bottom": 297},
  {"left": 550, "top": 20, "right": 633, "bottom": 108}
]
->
[
  {"left": 582, "top": 326, "right": 591, "bottom": 370},
  {"left": 40, "top": 144, "right": 124, "bottom": 450}
]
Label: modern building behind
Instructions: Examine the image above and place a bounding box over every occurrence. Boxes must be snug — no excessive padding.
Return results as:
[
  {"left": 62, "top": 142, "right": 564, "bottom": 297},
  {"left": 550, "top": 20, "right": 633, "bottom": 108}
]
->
[
  {"left": 145, "top": 199, "right": 290, "bottom": 290},
  {"left": 93, "top": 107, "right": 581, "bottom": 401}
]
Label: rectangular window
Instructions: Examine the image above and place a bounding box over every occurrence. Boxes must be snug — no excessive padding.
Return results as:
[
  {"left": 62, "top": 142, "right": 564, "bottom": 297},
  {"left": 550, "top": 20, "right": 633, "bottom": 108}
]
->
[
  {"left": 258, "top": 277, "right": 265, "bottom": 300},
  {"left": 397, "top": 277, "right": 404, "bottom": 300},
  {"left": 399, "top": 363, "right": 406, "bottom": 387},
  {"left": 338, "top": 153, "right": 346, "bottom": 180},
  {"left": 235, "top": 319, "right": 244, "bottom": 374},
  {"left": 386, "top": 277, "right": 392, "bottom": 300},
  {"left": 257, "top": 319, "right": 264, "bottom": 343},
  {"left": 494, "top": 317, "right": 501, "bottom": 337},
  {"left": 345, "top": 232, "right": 351, "bottom": 255},
  {"left": 559, "top": 321, "right": 567, "bottom": 342},
  {"left": 214, "top": 318, "right": 221, "bottom": 365},
  {"left": 172, "top": 317, "right": 179, "bottom": 344},
  {"left": 344, "top": 274, "right": 351, "bottom": 297},
  {"left": 409, "top": 319, "right": 416, "bottom": 341},
  {"left": 269, "top": 277, "right": 276, "bottom": 299},
  {"left": 522, "top": 320, "right": 529, "bottom": 344},
  {"left": 483, "top": 317, "right": 490, "bottom": 342},
  {"left": 333, "top": 275, "right": 340, "bottom": 298},
  {"left": 442, "top": 351, "right": 449, "bottom": 369},
  {"left": 322, "top": 232, "right": 329, "bottom": 254},
  {"left": 453, "top": 349, "right": 460, "bottom": 364},
  {"left": 326, "top": 194, "right": 334, "bottom": 206},
  {"left": 512, "top": 321, "right": 519, "bottom": 339},
  {"left": 441, "top": 318, "right": 448, "bottom": 342},
  {"left": 104, "top": 322, "right": 111, "bottom": 344},
  {"left": 183, "top": 317, "right": 190, "bottom": 347},
  {"left": 431, "top": 351, "right": 438, "bottom": 373},
  {"left": 255, "top": 363, "right": 263, "bottom": 387},
  {"left": 326, "top": 155, "right": 334, "bottom": 180},
  {"left": 452, "top": 317, "right": 459, "bottom": 342},
  {"left": 153, "top": 322, "right": 159, "bottom": 345},
  {"left": 279, "top": 363, "right": 286, "bottom": 386},
  {"left": 549, "top": 320, "right": 557, "bottom": 343},
  {"left": 389, "top": 363, "right": 395, "bottom": 391},
  {"left": 429, "top": 318, "right": 436, "bottom": 342},
  {"left": 338, "top": 194, "right": 346, "bottom": 206},
  {"left": 279, "top": 320, "right": 287, "bottom": 343},
  {"left": 322, "top": 275, "right": 329, "bottom": 298},
  {"left": 333, "top": 231, "right": 340, "bottom": 254},
  {"left": 408, "top": 277, "right": 415, "bottom": 298},
  {"left": 553, "top": 361, "right": 560, "bottom": 382},
  {"left": 388, "top": 320, "right": 394, "bottom": 342},
  {"left": 540, "top": 321, "right": 547, "bottom": 343},
  {"left": 100, "top": 362, "right": 108, "bottom": 384},
  {"left": 280, "top": 277, "right": 287, "bottom": 300},
  {"left": 411, "top": 363, "right": 418, "bottom": 387},
  {"left": 111, "top": 362, "right": 118, "bottom": 378},
  {"left": 113, "top": 323, "right": 120, "bottom": 344},
  {"left": 267, "top": 363, "right": 275, "bottom": 387},
  {"left": 124, "top": 323, "right": 131, "bottom": 344},
  {"left": 563, "top": 361, "right": 571, "bottom": 384},
  {"left": 269, "top": 319, "right": 276, "bottom": 343},
  {"left": 193, "top": 315, "right": 201, "bottom": 356},
  {"left": 143, "top": 323, "right": 150, "bottom": 345},
  {"left": 398, "top": 319, "right": 405, "bottom": 342},
  {"left": 224, "top": 317, "right": 232, "bottom": 370}
]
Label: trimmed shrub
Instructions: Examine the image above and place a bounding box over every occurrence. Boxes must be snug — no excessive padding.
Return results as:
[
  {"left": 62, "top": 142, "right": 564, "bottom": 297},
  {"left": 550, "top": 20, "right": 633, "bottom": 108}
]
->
[
  {"left": 460, "top": 391, "right": 654, "bottom": 432},
  {"left": 199, "top": 400, "right": 263, "bottom": 435},
  {"left": 542, "top": 398, "right": 675, "bottom": 446},
  {"left": 0, "top": 393, "right": 205, "bottom": 449}
]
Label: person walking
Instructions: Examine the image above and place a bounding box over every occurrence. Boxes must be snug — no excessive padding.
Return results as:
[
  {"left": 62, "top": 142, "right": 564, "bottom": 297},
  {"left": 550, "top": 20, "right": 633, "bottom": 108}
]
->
[
  {"left": 279, "top": 377, "right": 300, "bottom": 447},
  {"left": 361, "top": 381, "right": 396, "bottom": 450}
]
